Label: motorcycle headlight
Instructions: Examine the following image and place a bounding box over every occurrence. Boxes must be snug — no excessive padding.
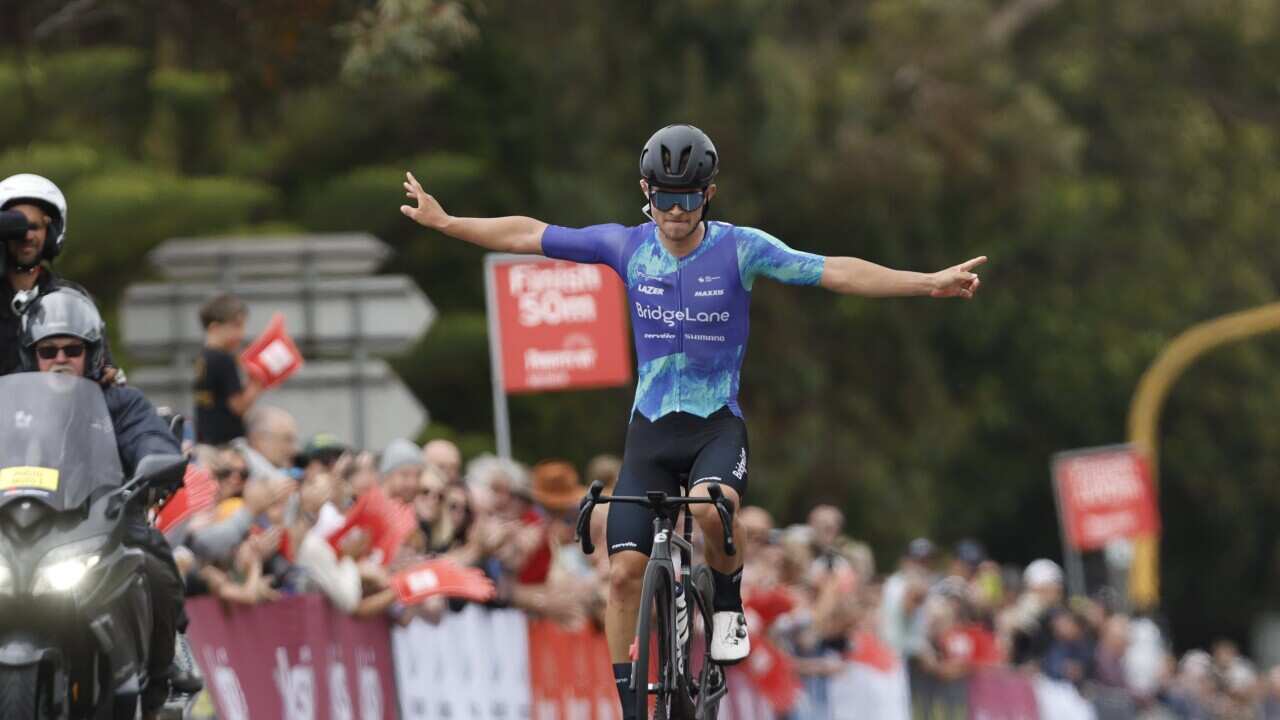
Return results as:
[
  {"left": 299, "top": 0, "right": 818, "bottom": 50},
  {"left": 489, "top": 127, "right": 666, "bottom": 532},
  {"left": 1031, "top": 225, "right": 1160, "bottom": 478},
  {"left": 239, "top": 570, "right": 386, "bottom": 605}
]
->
[
  {"left": 33, "top": 536, "right": 108, "bottom": 595},
  {"left": 0, "top": 559, "right": 13, "bottom": 595},
  {"left": 34, "top": 555, "right": 100, "bottom": 594}
]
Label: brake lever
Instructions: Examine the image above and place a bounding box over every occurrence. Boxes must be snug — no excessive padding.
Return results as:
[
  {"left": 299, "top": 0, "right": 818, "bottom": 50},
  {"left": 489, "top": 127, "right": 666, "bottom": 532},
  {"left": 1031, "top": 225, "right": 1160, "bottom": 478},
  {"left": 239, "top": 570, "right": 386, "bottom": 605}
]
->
[
  {"left": 575, "top": 480, "right": 605, "bottom": 555},
  {"left": 705, "top": 483, "right": 737, "bottom": 556}
]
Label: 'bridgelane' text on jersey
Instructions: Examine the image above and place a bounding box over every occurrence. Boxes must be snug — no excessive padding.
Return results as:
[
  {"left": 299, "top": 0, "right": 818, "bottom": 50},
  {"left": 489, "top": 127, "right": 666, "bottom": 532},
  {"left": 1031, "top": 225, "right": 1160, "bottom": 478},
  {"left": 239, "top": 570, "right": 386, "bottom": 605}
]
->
[{"left": 540, "top": 221, "right": 825, "bottom": 420}]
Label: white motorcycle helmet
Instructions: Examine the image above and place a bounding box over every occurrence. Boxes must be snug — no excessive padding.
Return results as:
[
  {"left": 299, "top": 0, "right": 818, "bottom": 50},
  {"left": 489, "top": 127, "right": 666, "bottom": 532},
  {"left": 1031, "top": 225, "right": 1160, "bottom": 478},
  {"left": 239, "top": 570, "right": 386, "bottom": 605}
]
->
[{"left": 0, "top": 173, "right": 67, "bottom": 261}]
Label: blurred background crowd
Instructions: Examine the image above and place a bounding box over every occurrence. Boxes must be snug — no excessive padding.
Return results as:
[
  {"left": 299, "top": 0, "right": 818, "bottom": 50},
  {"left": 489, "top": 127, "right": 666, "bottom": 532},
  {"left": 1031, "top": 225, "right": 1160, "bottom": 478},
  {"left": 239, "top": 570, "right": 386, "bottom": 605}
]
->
[{"left": 167, "top": 411, "right": 1280, "bottom": 719}]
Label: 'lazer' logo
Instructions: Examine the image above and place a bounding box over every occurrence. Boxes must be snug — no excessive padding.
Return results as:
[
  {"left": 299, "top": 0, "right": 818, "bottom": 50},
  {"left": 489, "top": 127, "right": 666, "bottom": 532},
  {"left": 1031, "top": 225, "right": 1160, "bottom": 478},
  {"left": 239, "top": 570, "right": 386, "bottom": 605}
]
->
[
  {"left": 637, "top": 285, "right": 665, "bottom": 296},
  {"left": 635, "top": 302, "right": 730, "bottom": 328}
]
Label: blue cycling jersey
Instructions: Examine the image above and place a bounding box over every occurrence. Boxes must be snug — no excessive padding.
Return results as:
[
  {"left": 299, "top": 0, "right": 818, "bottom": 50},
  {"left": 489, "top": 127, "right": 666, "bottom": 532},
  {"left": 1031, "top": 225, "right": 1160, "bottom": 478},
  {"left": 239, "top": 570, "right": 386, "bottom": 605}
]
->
[{"left": 541, "top": 221, "right": 825, "bottom": 420}]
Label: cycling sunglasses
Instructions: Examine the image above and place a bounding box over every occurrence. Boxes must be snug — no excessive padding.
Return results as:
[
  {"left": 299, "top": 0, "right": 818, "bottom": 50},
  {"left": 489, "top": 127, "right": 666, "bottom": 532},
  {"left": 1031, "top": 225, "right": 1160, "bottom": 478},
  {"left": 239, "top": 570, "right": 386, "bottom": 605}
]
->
[
  {"left": 649, "top": 188, "right": 706, "bottom": 213},
  {"left": 35, "top": 343, "right": 85, "bottom": 360}
]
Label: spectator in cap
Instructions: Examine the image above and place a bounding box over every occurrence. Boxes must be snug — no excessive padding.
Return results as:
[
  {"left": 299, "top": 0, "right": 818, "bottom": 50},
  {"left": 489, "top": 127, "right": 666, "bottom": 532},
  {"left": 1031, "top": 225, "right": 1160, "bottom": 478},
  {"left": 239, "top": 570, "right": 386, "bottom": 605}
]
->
[
  {"left": 881, "top": 535, "right": 939, "bottom": 709},
  {"left": 950, "top": 539, "right": 985, "bottom": 580},
  {"left": 423, "top": 438, "right": 462, "bottom": 484},
  {"left": 1001, "top": 559, "right": 1067, "bottom": 669},
  {"left": 882, "top": 538, "right": 936, "bottom": 666},
  {"left": 380, "top": 438, "right": 425, "bottom": 505},
  {"left": 530, "top": 459, "right": 593, "bottom": 582},
  {"left": 298, "top": 433, "right": 349, "bottom": 481}
]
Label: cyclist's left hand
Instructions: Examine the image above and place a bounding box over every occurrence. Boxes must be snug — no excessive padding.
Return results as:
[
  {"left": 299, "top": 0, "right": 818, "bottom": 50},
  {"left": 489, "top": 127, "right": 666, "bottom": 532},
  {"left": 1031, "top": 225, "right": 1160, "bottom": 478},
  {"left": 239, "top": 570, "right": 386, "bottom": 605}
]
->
[{"left": 930, "top": 256, "right": 987, "bottom": 299}]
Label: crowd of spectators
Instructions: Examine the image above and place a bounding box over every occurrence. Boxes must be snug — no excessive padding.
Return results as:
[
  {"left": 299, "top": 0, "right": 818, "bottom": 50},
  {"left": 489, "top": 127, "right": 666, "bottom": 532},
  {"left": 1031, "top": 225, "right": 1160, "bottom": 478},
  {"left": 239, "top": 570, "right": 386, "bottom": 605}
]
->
[{"left": 161, "top": 412, "right": 1280, "bottom": 719}]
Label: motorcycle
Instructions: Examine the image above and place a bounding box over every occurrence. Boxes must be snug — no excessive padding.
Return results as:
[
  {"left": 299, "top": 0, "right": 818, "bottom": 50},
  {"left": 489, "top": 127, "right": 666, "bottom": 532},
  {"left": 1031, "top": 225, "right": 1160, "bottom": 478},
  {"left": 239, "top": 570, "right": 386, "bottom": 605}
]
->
[{"left": 0, "top": 373, "right": 186, "bottom": 719}]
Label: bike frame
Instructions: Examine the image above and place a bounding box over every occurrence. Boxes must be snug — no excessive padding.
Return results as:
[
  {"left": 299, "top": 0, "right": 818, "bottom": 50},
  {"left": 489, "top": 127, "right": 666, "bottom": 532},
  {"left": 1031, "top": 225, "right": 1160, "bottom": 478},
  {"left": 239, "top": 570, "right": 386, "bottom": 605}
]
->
[{"left": 576, "top": 482, "right": 735, "bottom": 718}]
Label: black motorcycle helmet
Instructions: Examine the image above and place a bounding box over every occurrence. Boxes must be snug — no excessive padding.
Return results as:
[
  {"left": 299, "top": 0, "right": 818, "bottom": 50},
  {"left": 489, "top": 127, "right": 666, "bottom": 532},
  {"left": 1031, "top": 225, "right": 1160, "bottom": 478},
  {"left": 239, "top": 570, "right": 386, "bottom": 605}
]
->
[
  {"left": 639, "top": 124, "right": 719, "bottom": 189},
  {"left": 19, "top": 288, "right": 107, "bottom": 380}
]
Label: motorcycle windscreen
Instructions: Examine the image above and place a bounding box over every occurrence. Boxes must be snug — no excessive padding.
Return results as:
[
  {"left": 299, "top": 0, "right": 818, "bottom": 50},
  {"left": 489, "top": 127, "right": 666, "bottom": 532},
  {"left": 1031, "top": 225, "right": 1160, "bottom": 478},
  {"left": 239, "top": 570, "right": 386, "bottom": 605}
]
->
[{"left": 0, "top": 373, "right": 124, "bottom": 511}]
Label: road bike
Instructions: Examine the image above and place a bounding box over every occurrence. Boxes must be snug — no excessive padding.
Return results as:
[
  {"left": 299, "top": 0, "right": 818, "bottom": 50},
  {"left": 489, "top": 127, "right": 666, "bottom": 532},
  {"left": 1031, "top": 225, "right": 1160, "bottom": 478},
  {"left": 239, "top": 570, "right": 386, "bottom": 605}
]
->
[{"left": 576, "top": 480, "right": 737, "bottom": 719}]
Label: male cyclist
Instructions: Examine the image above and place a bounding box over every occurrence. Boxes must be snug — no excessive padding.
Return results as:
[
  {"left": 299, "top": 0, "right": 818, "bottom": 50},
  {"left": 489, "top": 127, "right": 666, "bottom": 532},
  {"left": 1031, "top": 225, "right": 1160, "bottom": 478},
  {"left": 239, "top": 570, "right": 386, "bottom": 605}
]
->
[{"left": 401, "top": 124, "right": 985, "bottom": 717}]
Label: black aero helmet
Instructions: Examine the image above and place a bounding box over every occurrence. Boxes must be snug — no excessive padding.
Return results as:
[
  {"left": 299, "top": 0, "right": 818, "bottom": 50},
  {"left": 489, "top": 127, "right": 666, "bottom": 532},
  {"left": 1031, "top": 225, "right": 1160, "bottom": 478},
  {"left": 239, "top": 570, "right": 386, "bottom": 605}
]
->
[
  {"left": 20, "top": 288, "right": 107, "bottom": 379},
  {"left": 639, "top": 124, "right": 718, "bottom": 189}
]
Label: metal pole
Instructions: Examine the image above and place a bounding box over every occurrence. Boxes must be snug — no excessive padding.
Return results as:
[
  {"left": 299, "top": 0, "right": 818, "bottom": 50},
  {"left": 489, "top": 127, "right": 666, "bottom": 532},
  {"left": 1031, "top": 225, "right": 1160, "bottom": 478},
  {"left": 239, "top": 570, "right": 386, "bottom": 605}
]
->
[
  {"left": 484, "top": 254, "right": 512, "bottom": 458},
  {"left": 351, "top": 290, "right": 367, "bottom": 449},
  {"left": 301, "top": 247, "right": 317, "bottom": 357}
]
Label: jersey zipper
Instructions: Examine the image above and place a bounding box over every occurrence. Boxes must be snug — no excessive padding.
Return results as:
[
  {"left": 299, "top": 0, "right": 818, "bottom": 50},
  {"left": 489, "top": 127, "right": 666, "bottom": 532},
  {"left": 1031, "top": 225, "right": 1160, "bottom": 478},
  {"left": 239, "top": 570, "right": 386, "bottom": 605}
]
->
[{"left": 675, "top": 263, "right": 684, "bottom": 412}]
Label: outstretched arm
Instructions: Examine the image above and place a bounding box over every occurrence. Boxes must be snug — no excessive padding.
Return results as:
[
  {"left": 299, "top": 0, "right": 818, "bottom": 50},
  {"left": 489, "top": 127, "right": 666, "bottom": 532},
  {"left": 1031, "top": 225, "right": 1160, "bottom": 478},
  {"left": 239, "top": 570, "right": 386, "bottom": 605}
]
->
[
  {"left": 400, "top": 171, "right": 546, "bottom": 254},
  {"left": 819, "top": 255, "right": 986, "bottom": 299}
]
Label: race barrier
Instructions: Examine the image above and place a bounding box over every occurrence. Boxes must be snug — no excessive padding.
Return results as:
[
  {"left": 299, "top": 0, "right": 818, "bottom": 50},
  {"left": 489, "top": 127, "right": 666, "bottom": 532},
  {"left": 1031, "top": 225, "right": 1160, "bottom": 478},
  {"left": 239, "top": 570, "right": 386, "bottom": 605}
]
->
[
  {"left": 185, "top": 595, "right": 1096, "bottom": 719},
  {"left": 186, "top": 595, "right": 397, "bottom": 720}
]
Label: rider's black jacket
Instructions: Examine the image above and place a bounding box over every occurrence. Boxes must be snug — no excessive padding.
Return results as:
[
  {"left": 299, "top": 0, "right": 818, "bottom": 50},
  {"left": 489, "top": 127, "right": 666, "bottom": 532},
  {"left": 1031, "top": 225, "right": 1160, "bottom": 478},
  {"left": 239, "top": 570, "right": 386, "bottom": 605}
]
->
[{"left": 104, "top": 384, "right": 181, "bottom": 478}]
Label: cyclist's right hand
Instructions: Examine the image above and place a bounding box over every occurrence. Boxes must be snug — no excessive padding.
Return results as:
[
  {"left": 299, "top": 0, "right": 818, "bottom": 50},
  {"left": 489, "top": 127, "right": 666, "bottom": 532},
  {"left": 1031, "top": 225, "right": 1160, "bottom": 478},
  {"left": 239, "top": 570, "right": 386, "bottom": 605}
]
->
[{"left": 401, "top": 171, "right": 451, "bottom": 230}]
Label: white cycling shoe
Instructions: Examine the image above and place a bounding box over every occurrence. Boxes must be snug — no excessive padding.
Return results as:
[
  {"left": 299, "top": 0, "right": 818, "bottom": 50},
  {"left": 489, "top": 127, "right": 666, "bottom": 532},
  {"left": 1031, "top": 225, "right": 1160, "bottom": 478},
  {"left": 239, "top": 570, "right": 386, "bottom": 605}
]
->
[{"left": 709, "top": 611, "right": 751, "bottom": 664}]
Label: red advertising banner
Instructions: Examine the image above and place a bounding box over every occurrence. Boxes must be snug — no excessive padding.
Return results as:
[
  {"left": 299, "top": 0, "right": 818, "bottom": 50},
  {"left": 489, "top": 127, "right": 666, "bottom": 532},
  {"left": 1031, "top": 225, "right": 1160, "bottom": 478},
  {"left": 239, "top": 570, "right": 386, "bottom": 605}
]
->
[
  {"left": 185, "top": 594, "right": 397, "bottom": 720},
  {"left": 1052, "top": 445, "right": 1160, "bottom": 551},
  {"left": 967, "top": 667, "right": 1040, "bottom": 720},
  {"left": 486, "top": 256, "right": 631, "bottom": 393},
  {"left": 527, "top": 618, "right": 621, "bottom": 720}
]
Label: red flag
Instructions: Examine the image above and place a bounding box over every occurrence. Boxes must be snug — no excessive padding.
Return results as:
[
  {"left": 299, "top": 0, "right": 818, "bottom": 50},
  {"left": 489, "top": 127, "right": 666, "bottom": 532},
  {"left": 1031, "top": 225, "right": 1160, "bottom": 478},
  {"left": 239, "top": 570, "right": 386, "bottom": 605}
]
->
[
  {"left": 155, "top": 465, "right": 218, "bottom": 533},
  {"left": 327, "top": 485, "right": 417, "bottom": 566},
  {"left": 239, "top": 313, "right": 304, "bottom": 389},
  {"left": 391, "top": 558, "right": 496, "bottom": 604}
]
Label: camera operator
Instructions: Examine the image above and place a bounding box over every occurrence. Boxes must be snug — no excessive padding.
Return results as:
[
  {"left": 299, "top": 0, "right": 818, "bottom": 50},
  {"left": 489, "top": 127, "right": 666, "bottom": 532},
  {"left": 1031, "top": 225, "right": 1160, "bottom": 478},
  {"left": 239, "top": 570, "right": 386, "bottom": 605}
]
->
[{"left": 0, "top": 173, "right": 115, "bottom": 379}]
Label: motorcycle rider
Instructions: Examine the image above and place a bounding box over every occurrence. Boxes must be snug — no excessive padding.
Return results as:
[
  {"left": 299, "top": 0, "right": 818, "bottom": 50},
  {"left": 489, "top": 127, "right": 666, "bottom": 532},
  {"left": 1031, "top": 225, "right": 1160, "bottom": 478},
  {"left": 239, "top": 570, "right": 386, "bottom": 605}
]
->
[
  {"left": 0, "top": 173, "right": 118, "bottom": 381},
  {"left": 20, "top": 287, "right": 186, "bottom": 718}
]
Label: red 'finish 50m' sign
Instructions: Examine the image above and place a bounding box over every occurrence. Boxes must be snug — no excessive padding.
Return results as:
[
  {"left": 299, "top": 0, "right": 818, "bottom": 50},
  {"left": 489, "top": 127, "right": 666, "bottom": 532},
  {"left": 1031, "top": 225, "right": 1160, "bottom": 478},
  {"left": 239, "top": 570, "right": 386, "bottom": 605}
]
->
[{"left": 486, "top": 256, "right": 632, "bottom": 394}]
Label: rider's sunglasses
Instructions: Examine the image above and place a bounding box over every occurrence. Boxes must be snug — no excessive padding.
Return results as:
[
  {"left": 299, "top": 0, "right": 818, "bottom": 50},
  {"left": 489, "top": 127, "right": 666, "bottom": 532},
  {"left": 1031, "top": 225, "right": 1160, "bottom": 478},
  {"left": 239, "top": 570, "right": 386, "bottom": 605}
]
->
[
  {"left": 35, "top": 342, "right": 85, "bottom": 360},
  {"left": 649, "top": 189, "right": 706, "bottom": 213}
]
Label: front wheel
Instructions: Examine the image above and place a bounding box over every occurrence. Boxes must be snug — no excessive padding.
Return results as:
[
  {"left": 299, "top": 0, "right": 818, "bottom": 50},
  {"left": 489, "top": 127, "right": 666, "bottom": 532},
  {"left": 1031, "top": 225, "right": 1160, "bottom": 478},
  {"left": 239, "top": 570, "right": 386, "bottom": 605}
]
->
[
  {"left": 634, "top": 563, "right": 691, "bottom": 720},
  {"left": 0, "top": 664, "right": 48, "bottom": 719}
]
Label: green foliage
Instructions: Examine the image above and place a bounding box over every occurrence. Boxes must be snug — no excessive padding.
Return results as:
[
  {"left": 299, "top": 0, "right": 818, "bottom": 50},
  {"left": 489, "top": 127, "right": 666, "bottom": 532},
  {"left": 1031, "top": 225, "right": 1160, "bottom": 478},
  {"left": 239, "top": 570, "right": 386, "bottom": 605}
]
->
[
  {"left": 0, "top": 143, "right": 104, "bottom": 187},
  {"left": 35, "top": 47, "right": 148, "bottom": 148},
  {"left": 338, "top": 0, "right": 476, "bottom": 82},
  {"left": 0, "top": 64, "right": 28, "bottom": 140}
]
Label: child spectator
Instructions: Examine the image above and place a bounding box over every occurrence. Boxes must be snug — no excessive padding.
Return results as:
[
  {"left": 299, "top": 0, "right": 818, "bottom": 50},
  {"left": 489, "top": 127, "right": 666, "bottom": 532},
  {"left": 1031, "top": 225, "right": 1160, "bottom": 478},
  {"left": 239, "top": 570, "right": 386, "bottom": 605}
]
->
[{"left": 193, "top": 293, "right": 262, "bottom": 445}]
